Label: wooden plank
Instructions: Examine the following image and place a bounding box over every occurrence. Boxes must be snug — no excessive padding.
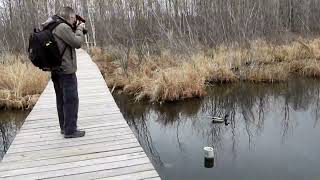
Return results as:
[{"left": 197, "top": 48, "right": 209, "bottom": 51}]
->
[
  {"left": 9, "top": 135, "right": 136, "bottom": 153},
  {"left": 44, "top": 88, "right": 112, "bottom": 94},
  {"left": 7, "top": 138, "right": 138, "bottom": 157},
  {"left": 47, "top": 163, "right": 154, "bottom": 180},
  {"left": 38, "top": 93, "right": 115, "bottom": 99},
  {"left": 27, "top": 105, "right": 121, "bottom": 116},
  {"left": 18, "top": 120, "right": 127, "bottom": 134},
  {"left": 1, "top": 157, "right": 151, "bottom": 179},
  {"left": 34, "top": 102, "right": 118, "bottom": 109},
  {"left": 30, "top": 104, "right": 120, "bottom": 114},
  {"left": 21, "top": 116, "right": 125, "bottom": 130},
  {"left": 10, "top": 129, "right": 135, "bottom": 149},
  {"left": 0, "top": 147, "right": 144, "bottom": 172},
  {"left": 12, "top": 126, "right": 132, "bottom": 144},
  {"left": 144, "top": 177, "right": 162, "bottom": 180},
  {"left": 31, "top": 99, "right": 117, "bottom": 108},
  {"left": 19, "top": 120, "right": 126, "bottom": 135},
  {"left": 18, "top": 121, "right": 128, "bottom": 135},
  {"left": 25, "top": 110, "right": 121, "bottom": 121},
  {"left": 35, "top": 98, "right": 115, "bottom": 104},
  {"left": 19, "top": 120, "right": 128, "bottom": 133},
  {"left": 20, "top": 114, "right": 125, "bottom": 127},
  {"left": 22, "top": 114, "right": 124, "bottom": 126},
  {"left": 98, "top": 170, "right": 159, "bottom": 180},
  {"left": 9, "top": 134, "right": 137, "bottom": 154},
  {"left": 0, "top": 152, "right": 147, "bottom": 178},
  {"left": 23, "top": 112, "right": 123, "bottom": 123},
  {"left": 3, "top": 142, "right": 140, "bottom": 162},
  {"left": 31, "top": 105, "right": 120, "bottom": 112}
]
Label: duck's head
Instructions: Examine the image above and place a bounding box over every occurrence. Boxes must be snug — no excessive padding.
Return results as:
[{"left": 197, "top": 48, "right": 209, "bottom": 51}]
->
[{"left": 224, "top": 115, "right": 229, "bottom": 126}]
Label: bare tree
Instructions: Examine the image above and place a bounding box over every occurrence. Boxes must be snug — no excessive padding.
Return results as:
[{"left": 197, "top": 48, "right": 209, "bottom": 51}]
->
[{"left": 1, "top": 0, "right": 320, "bottom": 53}]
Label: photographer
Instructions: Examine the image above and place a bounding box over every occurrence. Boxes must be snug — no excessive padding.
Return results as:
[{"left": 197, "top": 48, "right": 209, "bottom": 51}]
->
[{"left": 45, "top": 6, "right": 86, "bottom": 138}]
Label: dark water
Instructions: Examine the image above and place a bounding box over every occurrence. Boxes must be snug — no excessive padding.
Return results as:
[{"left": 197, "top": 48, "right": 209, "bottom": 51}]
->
[
  {"left": 113, "top": 78, "right": 320, "bottom": 180},
  {"left": 0, "top": 110, "right": 30, "bottom": 161}
]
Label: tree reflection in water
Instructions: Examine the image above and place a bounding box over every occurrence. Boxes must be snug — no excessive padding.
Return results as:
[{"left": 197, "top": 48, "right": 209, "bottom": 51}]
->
[
  {"left": 114, "top": 95, "right": 164, "bottom": 167},
  {"left": 0, "top": 110, "right": 29, "bottom": 161},
  {"left": 113, "top": 77, "right": 320, "bottom": 178}
]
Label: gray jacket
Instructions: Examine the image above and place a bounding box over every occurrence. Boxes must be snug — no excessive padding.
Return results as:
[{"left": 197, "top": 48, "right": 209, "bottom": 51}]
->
[{"left": 43, "top": 16, "right": 85, "bottom": 74}]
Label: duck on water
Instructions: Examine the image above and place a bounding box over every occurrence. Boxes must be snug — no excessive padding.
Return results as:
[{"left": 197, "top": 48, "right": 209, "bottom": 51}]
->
[{"left": 212, "top": 114, "right": 229, "bottom": 125}]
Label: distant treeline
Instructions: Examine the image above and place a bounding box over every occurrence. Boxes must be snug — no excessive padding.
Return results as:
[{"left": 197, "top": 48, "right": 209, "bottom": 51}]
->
[{"left": 1, "top": 0, "right": 320, "bottom": 53}]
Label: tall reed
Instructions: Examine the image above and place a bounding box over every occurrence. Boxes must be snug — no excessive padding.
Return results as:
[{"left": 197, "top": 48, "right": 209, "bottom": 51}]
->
[{"left": 0, "top": 54, "right": 49, "bottom": 109}]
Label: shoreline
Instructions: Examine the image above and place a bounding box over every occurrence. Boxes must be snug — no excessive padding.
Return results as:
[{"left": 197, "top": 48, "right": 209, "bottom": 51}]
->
[
  {"left": 1, "top": 38, "right": 320, "bottom": 109},
  {"left": 91, "top": 38, "right": 320, "bottom": 103}
]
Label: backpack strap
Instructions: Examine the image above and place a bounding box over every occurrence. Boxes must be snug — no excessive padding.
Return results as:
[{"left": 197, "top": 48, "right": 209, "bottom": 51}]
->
[
  {"left": 48, "top": 15, "right": 74, "bottom": 60},
  {"left": 60, "top": 45, "right": 68, "bottom": 59},
  {"left": 49, "top": 16, "right": 72, "bottom": 60},
  {"left": 53, "top": 34, "right": 70, "bottom": 59}
]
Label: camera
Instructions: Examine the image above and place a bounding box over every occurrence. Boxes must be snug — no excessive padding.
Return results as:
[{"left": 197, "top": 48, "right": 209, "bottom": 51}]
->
[{"left": 73, "top": 15, "right": 88, "bottom": 34}]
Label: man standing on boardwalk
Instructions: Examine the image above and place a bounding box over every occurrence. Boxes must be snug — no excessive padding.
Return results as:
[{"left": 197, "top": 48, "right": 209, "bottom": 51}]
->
[{"left": 43, "top": 7, "right": 86, "bottom": 138}]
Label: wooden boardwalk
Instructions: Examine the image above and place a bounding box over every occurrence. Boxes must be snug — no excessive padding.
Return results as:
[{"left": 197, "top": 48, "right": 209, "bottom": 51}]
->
[{"left": 0, "top": 49, "right": 160, "bottom": 180}]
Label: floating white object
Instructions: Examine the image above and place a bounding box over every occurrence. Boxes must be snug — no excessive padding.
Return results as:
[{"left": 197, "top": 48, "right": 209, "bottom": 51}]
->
[
  {"left": 212, "top": 117, "right": 224, "bottom": 123},
  {"left": 212, "top": 114, "right": 229, "bottom": 123},
  {"left": 204, "top": 146, "right": 214, "bottom": 158},
  {"left": 212, "top": 117, "right": 223, "bottom": 120}
]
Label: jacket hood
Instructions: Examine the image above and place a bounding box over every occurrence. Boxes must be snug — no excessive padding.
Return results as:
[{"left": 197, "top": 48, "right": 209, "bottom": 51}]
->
[
  {"left": 41, "top": 15, "right": 71, "bottom": 29},
  {"left": 41, "top": 16, "right": 55, "bottom": 29}
]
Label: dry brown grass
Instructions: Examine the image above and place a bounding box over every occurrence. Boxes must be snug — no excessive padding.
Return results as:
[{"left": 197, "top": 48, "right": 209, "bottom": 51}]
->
[
  {"left": 299, "top": 59, "right": 320, "bottom": 77},
  {"left": 191, "top": 54, "right": 237, "bottom": 83},
  {"left": 131, "top": 62, "right": 206, "bottom": 102},
  {"left": 243, "top": 64, "right": 289, "bottom": 82},
  {"left": 0, "top": 54, "right": 49, "bottom": 109},
  {"left": 90, "top": 37, "right": 320, "bottom": 103}
]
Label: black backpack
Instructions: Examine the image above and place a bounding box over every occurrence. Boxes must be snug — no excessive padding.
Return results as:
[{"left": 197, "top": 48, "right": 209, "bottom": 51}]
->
[{"left": 28, "top": 15, "right": 67, "bottom": 71}]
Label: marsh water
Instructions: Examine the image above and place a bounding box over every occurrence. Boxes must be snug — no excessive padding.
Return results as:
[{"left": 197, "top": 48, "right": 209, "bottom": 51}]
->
[
  {"left": 113, "top": 78, "right": 320, "bottom": 180},
  {"left": 0, "top": 110, "right": 30, "bottom": 161}
]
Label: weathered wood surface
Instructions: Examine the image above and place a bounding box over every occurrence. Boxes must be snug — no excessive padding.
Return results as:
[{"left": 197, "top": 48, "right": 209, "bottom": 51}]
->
[{"left": 0, "top": 49, "right": 160, "bottom": 180}]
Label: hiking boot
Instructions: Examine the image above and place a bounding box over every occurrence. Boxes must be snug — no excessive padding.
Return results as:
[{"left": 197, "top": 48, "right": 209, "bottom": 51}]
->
[{"left": 64, "top": 130, "right": 85, "bottom": 139}]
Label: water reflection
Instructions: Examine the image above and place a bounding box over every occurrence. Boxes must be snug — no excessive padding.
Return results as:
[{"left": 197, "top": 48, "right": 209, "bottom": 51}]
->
[
  {"left": 115, "top": 96, "right": 164, "bottom": 167},
  {"left": 204, "top": 157, "right": 215, "bottom": 168},
  {"left": 0, "top": 110, "right": 29, "bottom": 161},
  {"left": 113, "top": 78, "right": 320, "bottom": 180}
]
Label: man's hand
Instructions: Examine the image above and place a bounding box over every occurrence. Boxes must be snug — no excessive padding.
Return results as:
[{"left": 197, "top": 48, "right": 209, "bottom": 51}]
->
[
  {"left": 77, "top": 23, "right": 85, "bottom": 31},
  {"left": 77, "top": 23, "right": 87, "bottom": 35}
]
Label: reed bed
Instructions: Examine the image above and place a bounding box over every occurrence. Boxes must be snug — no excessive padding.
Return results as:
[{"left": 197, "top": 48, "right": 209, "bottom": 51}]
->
[
  {"left": 0, "top": 53, "right": 49, "bottom": 109},
  {"left": 90, "top": 38, "right": 320, "bottom": 102}
]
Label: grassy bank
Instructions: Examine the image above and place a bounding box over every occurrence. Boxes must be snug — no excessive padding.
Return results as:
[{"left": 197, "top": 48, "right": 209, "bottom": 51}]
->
[
  {"left": 1, "top": 37, "right": 319, "bottom": 109},
  {"left": 90, "top": 38, "right": 320, "bottom": 102},
  {"left": 0, "top": 54, "right": 49, "bottom": 109}
]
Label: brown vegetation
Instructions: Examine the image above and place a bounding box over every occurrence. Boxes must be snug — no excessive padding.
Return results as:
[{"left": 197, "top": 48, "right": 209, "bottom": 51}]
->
[
  {"left": 0, "top": 54, "right": 49, "bottom": 109},
  {"left": 91, "top": 38, "right": 320, "bottom": 102}
]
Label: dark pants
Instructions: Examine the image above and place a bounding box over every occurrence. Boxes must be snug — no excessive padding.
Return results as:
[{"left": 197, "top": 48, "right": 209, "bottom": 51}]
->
[{"left": 51, "top": 72, "right": 79, "bottom": 135}]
